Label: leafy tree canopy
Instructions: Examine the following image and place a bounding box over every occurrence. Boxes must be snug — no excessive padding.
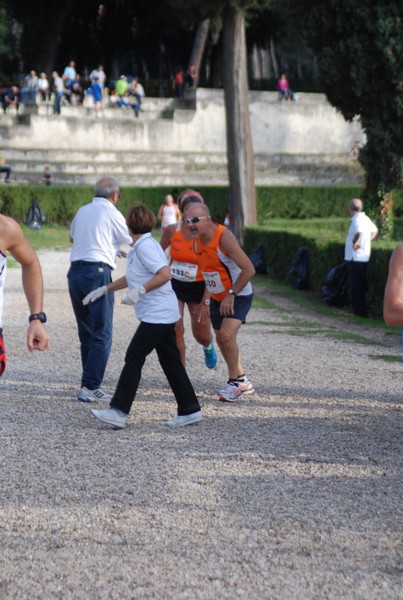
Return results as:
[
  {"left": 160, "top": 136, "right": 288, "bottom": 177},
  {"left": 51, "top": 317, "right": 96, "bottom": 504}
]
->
[{"left": 275, "top": 0, "right": 403, "bottom": 197}]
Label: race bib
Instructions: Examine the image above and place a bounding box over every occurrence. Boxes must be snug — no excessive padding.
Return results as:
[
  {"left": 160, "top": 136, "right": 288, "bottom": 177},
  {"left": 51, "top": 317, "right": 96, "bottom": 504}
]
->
[
  {"left": 202, "top": 271, "right": 225, "bottom": 294},
  {"left": 170, "top": 261, "right": 198, "bottom": 282}
]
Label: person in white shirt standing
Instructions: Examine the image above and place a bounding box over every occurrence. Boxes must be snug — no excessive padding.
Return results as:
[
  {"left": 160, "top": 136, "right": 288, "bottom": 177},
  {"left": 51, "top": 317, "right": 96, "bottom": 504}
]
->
[
  {"left": 83, "top": 204, "right": 202, "bottom": 429},
  {"left": 344, "top": 198, "right": 378, "bottom": 317},
  {"left": 68, "top": 176, "right": 132, "bottom": 403}
]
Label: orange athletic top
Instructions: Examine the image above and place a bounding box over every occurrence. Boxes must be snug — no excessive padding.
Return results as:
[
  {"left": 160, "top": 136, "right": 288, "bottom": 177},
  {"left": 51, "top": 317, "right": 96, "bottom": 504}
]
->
[
  {"left": 194, "top": 224, "right": 253, "bottom": 301},
  {"left": 169, "top": 222, "right": 204, "bottom": 283}
]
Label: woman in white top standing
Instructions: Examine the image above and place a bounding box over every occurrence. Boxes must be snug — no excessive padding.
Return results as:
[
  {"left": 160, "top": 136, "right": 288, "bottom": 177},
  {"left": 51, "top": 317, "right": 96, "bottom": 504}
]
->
[
  {"left": 157, "top": 194, "right": 181, "bottom": 231},
  {"left": 84, "top": 204, "right": 202, "bottom": 429}
]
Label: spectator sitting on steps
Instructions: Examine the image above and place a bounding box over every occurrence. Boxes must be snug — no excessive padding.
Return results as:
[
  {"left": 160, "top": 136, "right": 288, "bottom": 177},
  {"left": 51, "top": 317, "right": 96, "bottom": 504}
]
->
[
  {"left": 277, "top": 73, "right": 294, "bottom": 101},
  {"left": 0, "top": 155, "right": 12, "bottom": 183}
]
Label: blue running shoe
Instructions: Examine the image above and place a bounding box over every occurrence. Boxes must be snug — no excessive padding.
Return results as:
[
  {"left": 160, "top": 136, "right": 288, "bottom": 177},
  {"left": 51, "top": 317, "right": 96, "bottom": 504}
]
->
[{"left": 203, "top": 342, "right": 217, "bottom": 369}]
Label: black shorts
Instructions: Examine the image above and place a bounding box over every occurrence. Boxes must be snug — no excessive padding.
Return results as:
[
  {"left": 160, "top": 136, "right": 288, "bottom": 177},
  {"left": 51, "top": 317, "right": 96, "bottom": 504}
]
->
[
  {"left": 171, "top": 279, "right": 205, "bottom": 305},
  {"left": 210, "top": 293, "right": 253, "bottom": 330}
]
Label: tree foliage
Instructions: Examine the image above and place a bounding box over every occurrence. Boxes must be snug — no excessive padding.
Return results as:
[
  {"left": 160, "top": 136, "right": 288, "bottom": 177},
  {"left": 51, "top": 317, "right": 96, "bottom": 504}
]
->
[{"left": 275, "top": 0, "right": 403, "bottom": 210}]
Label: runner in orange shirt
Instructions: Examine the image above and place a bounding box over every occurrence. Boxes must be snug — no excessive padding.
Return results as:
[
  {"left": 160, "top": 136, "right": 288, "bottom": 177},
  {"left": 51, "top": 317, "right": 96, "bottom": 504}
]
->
[{"left": 184, "top": 201, "right": 255, "bottom": 402}]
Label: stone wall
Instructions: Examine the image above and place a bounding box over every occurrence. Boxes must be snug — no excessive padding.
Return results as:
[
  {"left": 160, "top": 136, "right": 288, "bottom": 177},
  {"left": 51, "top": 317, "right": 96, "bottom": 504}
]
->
[{"left": 0, "top": 89, "right": 364, "bottom": 186}]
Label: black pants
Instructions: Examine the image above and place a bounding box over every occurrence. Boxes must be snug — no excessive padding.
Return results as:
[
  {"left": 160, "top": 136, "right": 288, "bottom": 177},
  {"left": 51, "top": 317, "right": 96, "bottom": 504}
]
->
[
  {"left": 348, "top": 261, "right": 368, "bottom": 317},
  {"left": 110, "top": 321, "right": 200, "bottom": 416}
]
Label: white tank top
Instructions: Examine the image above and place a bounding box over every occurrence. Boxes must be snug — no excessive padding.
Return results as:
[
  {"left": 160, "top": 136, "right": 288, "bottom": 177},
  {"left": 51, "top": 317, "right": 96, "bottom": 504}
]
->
[
  {"left": 161, "top": 204, "right": 177, "bottom": 228},
  {"left": 0, "top": 251, "right": 7, "bottom": 328}
]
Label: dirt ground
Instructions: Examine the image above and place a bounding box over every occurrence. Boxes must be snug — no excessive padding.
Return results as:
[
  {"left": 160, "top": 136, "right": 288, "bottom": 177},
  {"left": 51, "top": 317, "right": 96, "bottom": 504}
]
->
[{"left": 0, "top": 250, "right": 401, "bottom": 599}]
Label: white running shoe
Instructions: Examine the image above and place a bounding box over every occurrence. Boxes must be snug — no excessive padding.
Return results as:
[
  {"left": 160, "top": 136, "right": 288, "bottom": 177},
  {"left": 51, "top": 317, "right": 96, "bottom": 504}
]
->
[
  {"left": 218, "top": 381, "right": 244, "bottom": 402},
  {"left": 166, "top": 411, "right": 203, "bottom": 427},
  {"left": 77, "top": 387, "right": 113, "bottom": 403},
  {"left": 237, "top": 376, "right": 255, "bottom": 395},
  {"left": 91, "top": 407, "right": 127, "bottom": 429}
]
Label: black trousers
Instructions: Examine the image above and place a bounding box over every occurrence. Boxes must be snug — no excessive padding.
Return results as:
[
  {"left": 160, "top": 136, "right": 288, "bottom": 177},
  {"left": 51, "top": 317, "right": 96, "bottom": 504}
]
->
[
  {"left": 110, "top": 321, "right": 200, "bottom": 416},
  {"left": 348, "top": 261, "right": 369, "bottom": 317}
]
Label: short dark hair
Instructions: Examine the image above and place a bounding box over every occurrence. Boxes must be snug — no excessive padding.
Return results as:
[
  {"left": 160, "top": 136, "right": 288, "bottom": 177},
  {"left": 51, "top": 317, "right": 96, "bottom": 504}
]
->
[{"left": 126, "top": 204, "right": 156, "bottom": 234}]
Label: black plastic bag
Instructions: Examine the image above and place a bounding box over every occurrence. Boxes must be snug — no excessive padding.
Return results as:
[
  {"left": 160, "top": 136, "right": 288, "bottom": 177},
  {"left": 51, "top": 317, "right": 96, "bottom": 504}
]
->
[
  {"left": 322, "top": 262, "right": 349, "bottom": 307},
  {"left": 289, "top": 247, "right": 310, "bottom": 290},
  {"left": 26, "top": 198, "right": 46, "bottom": 230},
  {"left": 249, "top": 244, "right": 267, "bottom": 275}
]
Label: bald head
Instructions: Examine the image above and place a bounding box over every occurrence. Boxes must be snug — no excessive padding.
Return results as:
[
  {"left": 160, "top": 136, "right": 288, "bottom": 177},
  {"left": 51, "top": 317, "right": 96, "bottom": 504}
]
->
[
  {"left": 349, "top": 198, "right": 363, "bottom": 213},
  {"left": 185, "top": 202, "right": 210, "bottom": 218}
]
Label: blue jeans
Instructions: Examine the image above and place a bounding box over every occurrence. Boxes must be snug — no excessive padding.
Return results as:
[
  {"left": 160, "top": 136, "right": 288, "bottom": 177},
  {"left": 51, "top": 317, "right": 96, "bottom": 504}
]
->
[
  {"left": 54, "top": 92, "right": 63, "bottom": 114},
  {"left": 67, "top": 262, "right": 114, "bottom": 389}
]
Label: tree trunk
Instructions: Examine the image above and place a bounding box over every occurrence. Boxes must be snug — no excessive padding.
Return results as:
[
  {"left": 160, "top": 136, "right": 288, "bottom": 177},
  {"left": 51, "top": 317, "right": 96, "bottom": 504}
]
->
[
  {"left": 222, "top": 4, "right": 257, "bottom": 244},
  {"left": 188, "top": 19, "right": 210, "bottom": 87},
  {"left": 270, "top": 38, "right": 279, "bottom": 80}
]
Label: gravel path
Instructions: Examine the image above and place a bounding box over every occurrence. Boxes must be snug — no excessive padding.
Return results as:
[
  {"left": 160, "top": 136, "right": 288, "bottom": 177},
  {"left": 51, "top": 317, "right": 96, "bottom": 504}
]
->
[{"left": 1, "top": 250, "right": 401, "bottom": 599}]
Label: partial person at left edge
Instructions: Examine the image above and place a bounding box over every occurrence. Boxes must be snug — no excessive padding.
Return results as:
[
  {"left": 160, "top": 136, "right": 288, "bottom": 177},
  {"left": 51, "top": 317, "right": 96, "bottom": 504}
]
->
[
  {"left": 0, "top": 214, "right": 50, "bottom": 376},
  {"left": 67, "top": 176, "right": 132, "bottom": 403},
  {"left": 384, "top": 243, "right": 403, "bottom": 327}
]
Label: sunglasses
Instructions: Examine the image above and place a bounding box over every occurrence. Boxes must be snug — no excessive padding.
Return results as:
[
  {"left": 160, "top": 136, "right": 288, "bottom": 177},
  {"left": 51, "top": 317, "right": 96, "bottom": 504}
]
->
[{"left": 185, "top": 216, "right": 210, "bottom": 224}]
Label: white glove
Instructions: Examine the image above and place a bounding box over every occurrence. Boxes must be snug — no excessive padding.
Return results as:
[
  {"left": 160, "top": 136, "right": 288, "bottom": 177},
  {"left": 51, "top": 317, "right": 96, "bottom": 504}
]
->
[
  {"left": 121, "top": 286, "right": 146, "bottom": 306},
  {"left": 116, "top": 249, "right": 128, "bottom": 259},
  {"left": 82, "top": 285, "right": 108, "bottom": 305}
]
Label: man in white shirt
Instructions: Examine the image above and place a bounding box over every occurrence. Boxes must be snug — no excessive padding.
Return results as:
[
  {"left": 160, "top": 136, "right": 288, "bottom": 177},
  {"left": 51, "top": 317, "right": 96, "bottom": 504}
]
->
[
  {"left": 344, "top": 198, "right": 378, "bottom": 317},
  {"left": 68, "top": 176, "right": 132, "bottom": 403}
]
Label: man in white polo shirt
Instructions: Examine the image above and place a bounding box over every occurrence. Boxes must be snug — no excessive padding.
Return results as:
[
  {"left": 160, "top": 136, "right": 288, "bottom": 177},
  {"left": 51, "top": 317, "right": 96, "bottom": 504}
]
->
[
  {"left": 68, "top": 176, "right": 132, "bottom": 403},
  {"left": 344, "top": 198, "right": 378, "bottom": 317}
]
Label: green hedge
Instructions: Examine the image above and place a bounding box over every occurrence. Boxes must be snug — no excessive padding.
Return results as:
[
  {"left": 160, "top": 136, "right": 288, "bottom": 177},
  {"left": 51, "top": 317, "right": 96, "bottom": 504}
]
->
[
  {"left": 243, "top": 227, "right": 396, "bottom": 318},
  {"left": 0, "top": 185, "right": 230, "bottom": 225},
  {"left": 2, "top": 185, "right": 402, "bottom": 226}
]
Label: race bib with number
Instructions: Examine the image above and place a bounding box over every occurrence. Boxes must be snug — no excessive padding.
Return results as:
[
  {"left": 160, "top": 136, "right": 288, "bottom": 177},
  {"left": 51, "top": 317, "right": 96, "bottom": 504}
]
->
[
  {"left": 202, "top": 271, "right": 225, "bottom": 294},
  {"left": 170, "top": 261, "right": 198, "bottom": 282}
]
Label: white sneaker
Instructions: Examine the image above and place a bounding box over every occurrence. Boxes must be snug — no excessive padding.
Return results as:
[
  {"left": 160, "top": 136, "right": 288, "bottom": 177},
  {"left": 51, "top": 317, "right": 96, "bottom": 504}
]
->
[
  {"left": 77, "top": 386, "right": 113, "bottom": 403},
  {"left": 166, "top": 411, "right": 203, "bottom": 427},
  {"left": 91, "top": 407, "right": 127, "bottom": 429},
  {"left": 218, "top": 381, "right": 244, "bottom": 402}
]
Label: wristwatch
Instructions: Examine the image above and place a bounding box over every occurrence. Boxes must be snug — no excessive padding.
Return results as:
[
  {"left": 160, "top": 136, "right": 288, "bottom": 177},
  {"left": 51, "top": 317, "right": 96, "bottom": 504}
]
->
[
  {"left": 228, "top": 289, "right": 237, "bottom": 297},
  {"left": 202, "top": 298, "right": 210, "bottom": 306},
  {"left": 29, "top": 312, "right": 47, "bottom": 324}
]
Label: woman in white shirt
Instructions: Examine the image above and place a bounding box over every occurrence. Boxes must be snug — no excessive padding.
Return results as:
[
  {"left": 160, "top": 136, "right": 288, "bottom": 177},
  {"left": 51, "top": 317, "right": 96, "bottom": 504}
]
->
[{"left": 84, "top": 204, "right": 202, "bottom": 429}]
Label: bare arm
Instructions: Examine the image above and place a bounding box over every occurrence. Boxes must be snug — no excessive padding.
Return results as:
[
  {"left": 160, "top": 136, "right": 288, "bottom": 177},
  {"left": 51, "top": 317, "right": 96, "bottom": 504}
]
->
[
  {"left": 141, "top": 266, "right": 171, "bottom": 292},
  {"left": 160, "top": 224, "right": 175, "bottom": 251},
  {"left": 106, "top": 276, "right": 128, "bottom": 293},
  {"left": 218, "top": 229, "right": 255, "bottom": 316},
  {"left": 219, "top": 229, "right": 255, "bottom": 294},
  {"left": 384, "top": 244, "right": 403, "bottom": 326},
  {"left": 157, "top": 205, "right": 164, "bottom": 221},
  {"left": 0, "top": 215, "right": 50, "bottom": 351}
]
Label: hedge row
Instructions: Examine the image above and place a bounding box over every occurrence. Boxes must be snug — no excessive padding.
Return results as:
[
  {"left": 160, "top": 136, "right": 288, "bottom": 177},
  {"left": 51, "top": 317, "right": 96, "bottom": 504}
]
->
[
  {"left": 243, "top": 227, "right": 396, "bottom": 318},
  {"left": 1, "top": 185, "right": 402, "bottom": 226}
]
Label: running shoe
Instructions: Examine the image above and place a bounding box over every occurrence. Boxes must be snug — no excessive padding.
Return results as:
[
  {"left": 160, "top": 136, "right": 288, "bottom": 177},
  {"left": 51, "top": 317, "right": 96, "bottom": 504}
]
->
[
  {"left": 218, "top": 381, "right": 244, "bottom": 402},
  {"left": 91, "top": 407, "right": 127, "bottom": 429},
  {"left": 237, "top": 376, "right": 255, "bottom": 395},
  {"left": 166, "top": 411, "right": 203, "bottom": 426},
  {"left": 77, "top": 386, "right": 113, "bottom": 403},
  {"left": 203, "top": 342, "right": 217, "bottom": 369}
]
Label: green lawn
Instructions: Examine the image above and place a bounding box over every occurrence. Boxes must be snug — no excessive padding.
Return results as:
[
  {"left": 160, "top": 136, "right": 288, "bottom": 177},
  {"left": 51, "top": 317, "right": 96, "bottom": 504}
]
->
[{"left": 22, "top": 225, "right": 71, "bottom": 250}]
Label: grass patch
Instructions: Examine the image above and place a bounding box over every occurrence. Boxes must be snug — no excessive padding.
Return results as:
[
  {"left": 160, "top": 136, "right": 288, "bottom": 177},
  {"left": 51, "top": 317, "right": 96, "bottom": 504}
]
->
[
  {"left": 252, "top": 274, "right": 392, "bottom": 331},
  {"left": 369, "top": 354, "right": 402, "bottom": 363},
  {"left": 22, "top": 225, "right": 71, "bottom": 250},
  {"left": 252, "top": 296, "right": 285, "bottom": 310}
]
